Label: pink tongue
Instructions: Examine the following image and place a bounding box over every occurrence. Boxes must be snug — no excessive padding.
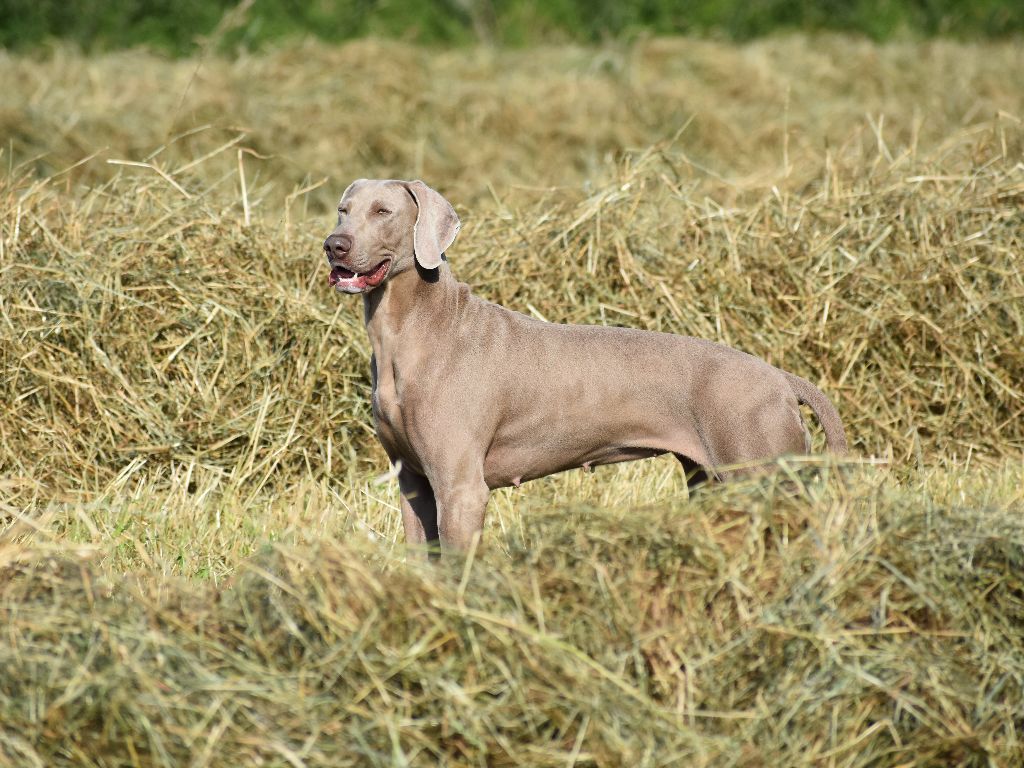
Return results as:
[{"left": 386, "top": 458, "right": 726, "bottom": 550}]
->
[
  {"left": 329, "top": 261, "right": 388, "bottom": 289},
  {"left": 365, "top": 260, "right": 389, "bottom": 286},
  {"left": 329, "top": 266, "right": 356, "bottom": 287}
]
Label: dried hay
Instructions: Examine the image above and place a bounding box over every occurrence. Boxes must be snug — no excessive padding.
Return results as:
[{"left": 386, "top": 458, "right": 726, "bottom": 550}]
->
[
  {"left": 1, "top": 35, "right": 1023, "bottom": 766},
  {"left": 2, "top": 469, "right": 1023, "bottom": 765}
]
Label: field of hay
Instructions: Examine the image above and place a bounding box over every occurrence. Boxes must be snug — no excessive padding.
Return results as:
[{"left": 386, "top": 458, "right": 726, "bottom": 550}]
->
[{"left": 1, "top": 35, "right": 1023, "bottom": 766}]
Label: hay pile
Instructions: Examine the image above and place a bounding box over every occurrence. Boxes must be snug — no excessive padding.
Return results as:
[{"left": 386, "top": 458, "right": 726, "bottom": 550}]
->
[
  {"left": 3, "top": 36, "right": 1022, "bottom": 206},
  {"left": 3, "top": 469, "right": 1023, "bottom": 766},
  {"left": 1, "top": 36, "right": 1023, "bottom": 766},
  {"left": 1, "top": 113, "right": 1021, "bottom": 497}
]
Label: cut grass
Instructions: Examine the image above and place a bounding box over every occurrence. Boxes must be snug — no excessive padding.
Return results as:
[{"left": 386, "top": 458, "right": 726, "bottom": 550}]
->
[
  {"left": 1, "top": 35, "right": 1023, "bottom": 766},
  {"left": 3, "top": 466, "right": 1023, "bottom": 766},
  {"left": 2, "top": 116, "right": 1021, "bottom": 498}
]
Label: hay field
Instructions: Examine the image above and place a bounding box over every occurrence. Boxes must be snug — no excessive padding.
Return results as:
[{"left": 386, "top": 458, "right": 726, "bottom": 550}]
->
[{"left": 1, "top": 36, "right": 1023, "bottom": 766}]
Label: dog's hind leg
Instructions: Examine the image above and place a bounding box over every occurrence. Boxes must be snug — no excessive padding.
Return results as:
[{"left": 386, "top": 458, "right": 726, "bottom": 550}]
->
[{"left": 674, "top": 453, "right": 710, "bottom": 493}]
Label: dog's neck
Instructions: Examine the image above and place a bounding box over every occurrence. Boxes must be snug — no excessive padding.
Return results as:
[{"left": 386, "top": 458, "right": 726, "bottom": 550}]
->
[{"left": 362, "top": 260, "right": 460, "bottom": 357}]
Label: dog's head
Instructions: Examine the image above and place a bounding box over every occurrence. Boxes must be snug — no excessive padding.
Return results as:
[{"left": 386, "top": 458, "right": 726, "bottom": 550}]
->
[{"left": 323, "top": 179, "right": 460, "bottom": 294}]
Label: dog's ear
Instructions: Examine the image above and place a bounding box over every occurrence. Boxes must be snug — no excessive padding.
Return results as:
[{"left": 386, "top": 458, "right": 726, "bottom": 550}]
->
[{"left": 403, "top": 180, "right": 460, "bottom": 270}]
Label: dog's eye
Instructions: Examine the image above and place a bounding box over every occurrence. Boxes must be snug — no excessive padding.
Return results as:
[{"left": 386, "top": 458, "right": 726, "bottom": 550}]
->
[
  {"left": 375, "top": 207, "right": 392, "bottom": 216},
  {"left": 337, "top": 207, "right": 348, "bottom": 216}
]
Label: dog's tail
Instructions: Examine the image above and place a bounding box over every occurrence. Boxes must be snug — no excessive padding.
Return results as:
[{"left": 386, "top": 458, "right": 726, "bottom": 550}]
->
[{"left": 783, "top": 371, "right": 849, "bottom": 455}]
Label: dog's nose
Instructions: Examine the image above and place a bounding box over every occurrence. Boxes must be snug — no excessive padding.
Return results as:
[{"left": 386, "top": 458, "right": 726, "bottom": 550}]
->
[{"left": 324, "top": 233, "right": 353, "bottom": 260}]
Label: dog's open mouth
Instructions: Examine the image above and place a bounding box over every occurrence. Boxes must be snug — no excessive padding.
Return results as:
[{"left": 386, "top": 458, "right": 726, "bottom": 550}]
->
[{"left": 329, "top": 259, "right": 391, "bottom": 293}]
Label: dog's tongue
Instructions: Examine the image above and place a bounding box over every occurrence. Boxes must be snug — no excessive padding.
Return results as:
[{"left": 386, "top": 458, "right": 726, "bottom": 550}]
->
[
  {"left": 329, "top": 260, "right": 390, "bottom": 292},
  {"left": 329, "top": 266, "right": 356, "bottom": 287},
  {"left": 363, "top": 259, "right": 390, "bottom": 287},
  {"left": 329, "top": 266, "right": 368, "bottom": 292}
]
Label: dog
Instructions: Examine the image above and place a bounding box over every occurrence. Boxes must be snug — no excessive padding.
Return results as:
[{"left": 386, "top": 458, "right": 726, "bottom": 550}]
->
[{"left": 323, "top": 179, "right": 847, "bottom": 551}]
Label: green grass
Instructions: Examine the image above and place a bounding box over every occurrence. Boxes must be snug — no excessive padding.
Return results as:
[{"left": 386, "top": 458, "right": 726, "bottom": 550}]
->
[{"left": 1, "top": 35, "right": 1023, "bottom": 765}]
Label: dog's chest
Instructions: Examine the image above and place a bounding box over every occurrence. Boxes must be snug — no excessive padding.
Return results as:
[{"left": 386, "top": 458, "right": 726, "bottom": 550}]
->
[
  {"left": 371, "top": 361, "right": 409, "bottom": 455},
  {"left": 372, "top": 386, "right": 400, "bottom": 429}
]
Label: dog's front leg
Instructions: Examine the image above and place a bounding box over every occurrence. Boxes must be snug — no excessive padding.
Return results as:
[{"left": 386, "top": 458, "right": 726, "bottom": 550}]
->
[
  {"left": 397, "top": 466, "right": 439, "bottom": 557},
  {"left": 430, "top": 461, "right": 489, "bottom": 553}
]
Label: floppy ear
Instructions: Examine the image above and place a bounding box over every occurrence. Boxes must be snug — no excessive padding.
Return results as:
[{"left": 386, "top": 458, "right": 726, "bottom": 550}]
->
[{"left": 403, "top": 180, "right": 461, "bottom": 270}]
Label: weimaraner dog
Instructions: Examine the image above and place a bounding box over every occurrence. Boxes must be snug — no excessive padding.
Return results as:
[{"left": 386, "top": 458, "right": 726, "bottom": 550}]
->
[{"left": 323, "top": 179, "right": 848, "bottom": 552}]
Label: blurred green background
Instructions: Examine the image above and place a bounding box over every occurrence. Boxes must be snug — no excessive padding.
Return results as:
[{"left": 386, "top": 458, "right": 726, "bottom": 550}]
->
[{"left": 1, "top": 0, "right": 1021, "bottom": 53}]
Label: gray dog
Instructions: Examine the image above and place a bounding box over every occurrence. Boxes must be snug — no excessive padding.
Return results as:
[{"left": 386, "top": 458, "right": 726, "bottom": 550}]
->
[{"left": 324, "top": 179, "right": 847, "bottom": 551}]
